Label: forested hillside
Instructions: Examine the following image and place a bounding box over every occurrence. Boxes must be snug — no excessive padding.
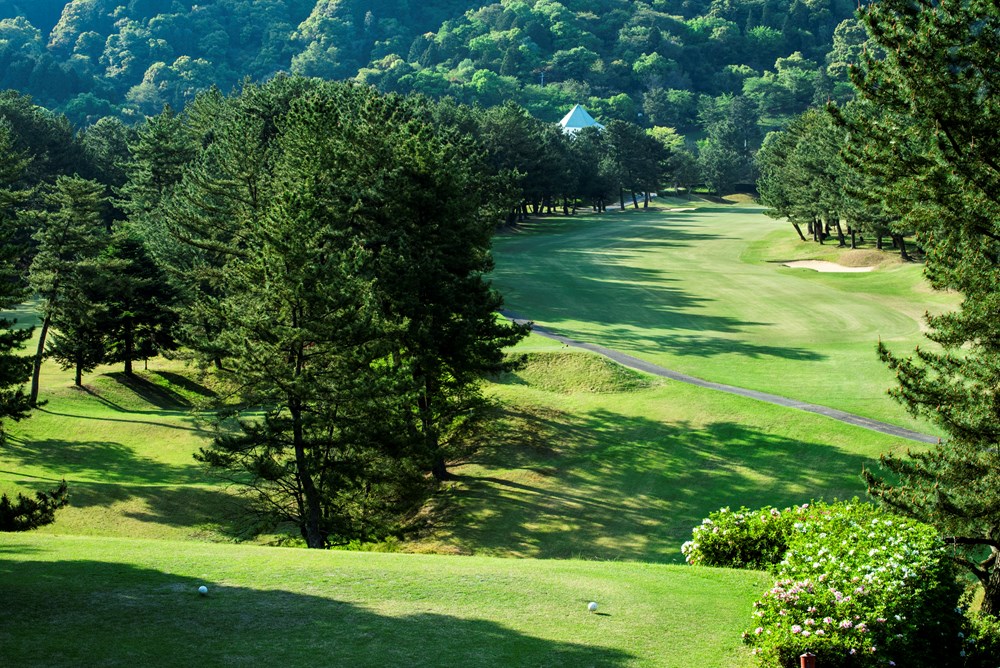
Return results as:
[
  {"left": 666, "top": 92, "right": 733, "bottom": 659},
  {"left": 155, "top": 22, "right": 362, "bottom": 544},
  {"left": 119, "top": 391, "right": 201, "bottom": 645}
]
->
[{"left": 0, "top": 0, "right": 861, "bottom": 130}]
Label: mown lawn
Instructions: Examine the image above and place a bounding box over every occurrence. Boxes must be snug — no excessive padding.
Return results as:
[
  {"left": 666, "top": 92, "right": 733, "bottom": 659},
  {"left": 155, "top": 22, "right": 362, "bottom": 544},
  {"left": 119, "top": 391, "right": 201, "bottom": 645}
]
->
[
  {"left": 490, "top": 202, "right": 957, "bottom": 431},
  {"left": 0, "top": 533, "right": 770, "bottom": 668},
  {"left": 0, "top": 201, "right": 949, "bottom": 666},
  {"left": 415, "top": 345, "right": 911, "bottom": 561}
]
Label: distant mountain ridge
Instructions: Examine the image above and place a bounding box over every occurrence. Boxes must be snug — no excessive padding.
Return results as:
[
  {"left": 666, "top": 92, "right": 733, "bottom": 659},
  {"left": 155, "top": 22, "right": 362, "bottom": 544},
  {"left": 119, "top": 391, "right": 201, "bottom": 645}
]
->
[{"left": 0, "top": 0, "right": 861, "bottom": 132}]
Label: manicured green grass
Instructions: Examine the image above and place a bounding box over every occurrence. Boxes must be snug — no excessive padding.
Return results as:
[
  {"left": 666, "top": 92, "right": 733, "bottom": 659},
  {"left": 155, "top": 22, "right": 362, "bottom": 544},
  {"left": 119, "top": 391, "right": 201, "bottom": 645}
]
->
[
  {"left": 415, "top": 348, "right": 910, "bottom": 562},
  {"left": 0, "top": 202, "right": 951, "bottom": 665},
  {"left": 491, "top": 205, "right": 957, "bottom": 431},
  {"left": 0, "top": 532, "right": 769, "bottom": 668},
  {"left": 0, "top": 356, "right": 237, "bottom": 543}
]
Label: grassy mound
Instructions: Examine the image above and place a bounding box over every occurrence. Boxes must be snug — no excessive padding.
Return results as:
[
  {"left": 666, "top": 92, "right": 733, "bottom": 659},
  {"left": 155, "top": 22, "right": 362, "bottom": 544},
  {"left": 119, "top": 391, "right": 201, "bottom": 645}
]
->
[
  {"left": 498, "top": 351, "right": 657, "bottom": 394},
  {"left": 838, "top": 248, "right": 905, "bottom": 268}
]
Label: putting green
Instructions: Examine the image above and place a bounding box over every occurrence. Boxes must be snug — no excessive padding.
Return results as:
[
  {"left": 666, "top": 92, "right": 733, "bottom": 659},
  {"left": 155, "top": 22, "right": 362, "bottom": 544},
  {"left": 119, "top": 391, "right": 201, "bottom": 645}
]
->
[{"left": 492, "top": 204, "right": 956, "bottom": 432}]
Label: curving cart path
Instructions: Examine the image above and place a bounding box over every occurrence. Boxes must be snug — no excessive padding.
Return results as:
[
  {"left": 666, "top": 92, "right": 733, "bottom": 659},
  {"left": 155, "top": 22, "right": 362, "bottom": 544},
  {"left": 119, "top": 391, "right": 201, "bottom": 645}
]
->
[{"left": 501, "top": 310, "right": 940, "bottom": 445}]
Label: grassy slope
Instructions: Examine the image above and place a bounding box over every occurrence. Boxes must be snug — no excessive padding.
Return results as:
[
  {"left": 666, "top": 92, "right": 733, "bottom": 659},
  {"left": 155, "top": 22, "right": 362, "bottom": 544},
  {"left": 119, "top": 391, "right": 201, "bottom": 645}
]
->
[
  {"left": 0, "top": 345, "right": 235, "bottom": 542},
  {"left": 415, "top": 340, "right": 911, "bottom": 562},
  {"left": 0, "top": 533, "right": 769, "bottom": 668},
  {"left": 490, "top": 201, "right": 957, "bottom": 431},
  {"left": 0, "top": 201, "right": 952, "bottom": 665}
]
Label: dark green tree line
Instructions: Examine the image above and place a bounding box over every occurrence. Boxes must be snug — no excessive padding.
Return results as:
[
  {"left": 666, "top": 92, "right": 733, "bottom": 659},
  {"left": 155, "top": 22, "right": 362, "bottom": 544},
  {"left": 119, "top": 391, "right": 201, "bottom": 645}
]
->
[
  {"left": 0, "top": 119, "right": 67, "bottom": 531},
  {"left": 129, "top": 78, "right": 528, "bottom": 547}
]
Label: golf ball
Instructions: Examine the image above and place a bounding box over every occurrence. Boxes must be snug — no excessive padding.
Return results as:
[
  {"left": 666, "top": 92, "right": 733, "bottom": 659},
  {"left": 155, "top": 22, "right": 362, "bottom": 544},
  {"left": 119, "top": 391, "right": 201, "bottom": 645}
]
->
[
  {"left": 198, "top": 585, "right": 208, "bottom": 595},
  {"left": 587, "top": 601, "right": 598, "bottom": 612}
]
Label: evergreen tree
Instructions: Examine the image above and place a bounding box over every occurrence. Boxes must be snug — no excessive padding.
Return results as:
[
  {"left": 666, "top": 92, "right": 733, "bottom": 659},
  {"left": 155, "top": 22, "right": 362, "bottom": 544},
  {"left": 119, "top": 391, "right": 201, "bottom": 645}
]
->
[
  {"left": 0, "top": 120, "right": 33, "bottom": 436},
  {"left": 180, "top": 80, "right": 526, "bottom": 546},
  {"left": 0, "top": 480, "right": 68, "bottom": 531},
  {"left": 0, "top": 120, "right": 67, "bottom": 532},
  {"left": 27, "top": 175, "right": 108, "bottom": 404},
  {"left": 99, "top": 233, "right": 178, "bottom": 375},
  {"left": 849, "top": 0, "right": 1000, "bottom": 616}
]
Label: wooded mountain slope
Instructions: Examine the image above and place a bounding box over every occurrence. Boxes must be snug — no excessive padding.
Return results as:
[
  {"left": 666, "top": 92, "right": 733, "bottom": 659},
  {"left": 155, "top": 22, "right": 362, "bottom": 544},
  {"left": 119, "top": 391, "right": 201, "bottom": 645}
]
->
[{"left": 0, "top": 0, "right": 861, "bottom": 128}]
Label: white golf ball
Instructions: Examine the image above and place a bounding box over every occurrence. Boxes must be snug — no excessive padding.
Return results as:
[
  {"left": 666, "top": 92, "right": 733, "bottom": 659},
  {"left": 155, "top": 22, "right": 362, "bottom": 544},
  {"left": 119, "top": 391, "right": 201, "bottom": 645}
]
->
[
  {"left": 587, "top": 601, "right": 598, "bottom": 612},
  {"left": 198, "top": 585, "right": 208, "bottom": 595}
]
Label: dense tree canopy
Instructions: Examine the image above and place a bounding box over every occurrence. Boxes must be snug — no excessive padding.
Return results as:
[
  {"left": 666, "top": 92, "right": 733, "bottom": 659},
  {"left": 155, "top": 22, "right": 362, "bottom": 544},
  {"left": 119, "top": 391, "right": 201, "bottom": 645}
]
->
[
  {"left": 0, "top": 0, "right": 859, "bottom": 137},
  {"left": 126, "top": 78, "right": 530, "bottom": 546},
  {"left": 838, "top": 0, "right": 1000, "bottom": 617}
]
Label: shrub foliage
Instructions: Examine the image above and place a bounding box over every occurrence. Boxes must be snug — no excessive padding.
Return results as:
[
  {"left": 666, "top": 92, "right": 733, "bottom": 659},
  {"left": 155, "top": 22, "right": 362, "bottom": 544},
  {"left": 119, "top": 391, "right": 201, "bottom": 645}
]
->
[{"left": 684, "top": 501, "right": 998, "bottom": 666}]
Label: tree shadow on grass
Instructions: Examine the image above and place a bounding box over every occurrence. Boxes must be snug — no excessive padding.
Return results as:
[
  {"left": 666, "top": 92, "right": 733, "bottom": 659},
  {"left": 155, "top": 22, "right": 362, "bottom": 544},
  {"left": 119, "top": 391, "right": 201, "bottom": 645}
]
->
[
  {"left": 152, "top": 371, "right": 219, "bottom": 400},
  {"left": 437, "top": 405, "right": 874, "bottom": 563},
  {"left": 494, "top": 213, "right": 824, "bottom": 363},
  {"left": 0, "top": 559, "right": 634, "bottom": 667},
  {"left": 68, "top": 482, "right": 250, "bottom": 534},
  {"left": 2, "top": 435, "right": 205, "bottom": 486},
  {"left": 37, "top": 404, "right": 208, "bottom": 432},
  {"left": 101, "top": 372, "right": 192, "bottom": 410}
]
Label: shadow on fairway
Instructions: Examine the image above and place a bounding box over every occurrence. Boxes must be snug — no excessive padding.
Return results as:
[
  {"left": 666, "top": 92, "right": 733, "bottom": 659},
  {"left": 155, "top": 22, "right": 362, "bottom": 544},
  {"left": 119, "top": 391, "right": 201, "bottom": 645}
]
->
[
  {"left": 444, "top": 405, "right": 873, "bottom": 564},
  {"left": 37, "top": 405, "right": 207, "bottom": 432},
  {"left": 0, "top": 559, "right": 634, "bottom": 667},
  {"left": 1, "top": 435, "right": 205, "bottom": 486},
  {"left": 96, "top": 372, "right": 193, "bottom": 410},
  {"left": 152, "top": 371, "right": 219, "bottom": 400},
  {"left": 495, "top": 214, "right": 823, "bottom": 362}
]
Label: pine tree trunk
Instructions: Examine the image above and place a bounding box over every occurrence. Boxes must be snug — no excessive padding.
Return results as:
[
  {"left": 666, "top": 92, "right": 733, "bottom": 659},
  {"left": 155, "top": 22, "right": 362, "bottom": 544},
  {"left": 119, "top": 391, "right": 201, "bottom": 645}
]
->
[
  {"left": 834, "top": 219, "right": 846, "bottom": 247},
  {"left": 291, "top": 398, "right": 325, "bottom": 549},
  {"left": 29, "top": 313, "right": 51, "bottom": 406},
  {"left": 792, "top": 223, "right": 806, "bottom": 241},
  {"left": 631, "top": 190, "right": 639, "bottom": 208},
  {"left": 123, "top": 322, "right": 134, "bottom": 376},
  {"left": 619, "top": 188, "right": 625, "bottom": 210},
  {"left": 892, "top": 233, "right": 910, "bottom": 261},
  {"left": 980, "top": 557, "right": 1000, "bottom": 618},
  {"left": 419, "top": 375, "right": 451, "bottom": 482},
  {"left": 75, "top": 363, "right": 82, "bottom": 387}
]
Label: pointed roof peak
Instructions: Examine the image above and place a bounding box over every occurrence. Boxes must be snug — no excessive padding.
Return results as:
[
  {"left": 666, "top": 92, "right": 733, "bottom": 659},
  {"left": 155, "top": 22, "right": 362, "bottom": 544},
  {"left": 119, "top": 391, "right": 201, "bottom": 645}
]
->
[{"left": 559, "top": 105, "right": 603, "bottom": 133}]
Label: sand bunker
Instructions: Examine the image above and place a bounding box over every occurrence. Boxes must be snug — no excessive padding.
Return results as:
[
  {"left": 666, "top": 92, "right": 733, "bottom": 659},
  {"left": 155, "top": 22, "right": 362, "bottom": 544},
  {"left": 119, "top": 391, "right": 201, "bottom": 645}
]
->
[
  {"left": 666, "top": 207, "right": 697, "bottom": 212},
  {"left": 783, "top": 260, "right": 875, "bottom": 273}
]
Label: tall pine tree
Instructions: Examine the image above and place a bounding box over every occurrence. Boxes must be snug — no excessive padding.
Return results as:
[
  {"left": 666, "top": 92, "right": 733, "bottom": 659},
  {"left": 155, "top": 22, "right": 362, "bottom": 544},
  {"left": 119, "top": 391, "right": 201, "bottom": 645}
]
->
[
  {"left": 27, "top": 175, "right": 108, "bottom": 404},
  {"left": 849, "top": 0, "right": 1000, "bottom": 616}
]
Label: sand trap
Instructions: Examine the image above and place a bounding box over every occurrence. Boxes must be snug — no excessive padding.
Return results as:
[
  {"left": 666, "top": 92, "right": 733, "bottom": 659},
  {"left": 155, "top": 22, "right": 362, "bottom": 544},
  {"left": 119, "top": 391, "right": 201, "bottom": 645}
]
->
[
  {"left": 667, "top": 207, "right": 696, "bottom": 212},
  {"left": 783, "top": 260, "right": 875, "bottom": 273}
]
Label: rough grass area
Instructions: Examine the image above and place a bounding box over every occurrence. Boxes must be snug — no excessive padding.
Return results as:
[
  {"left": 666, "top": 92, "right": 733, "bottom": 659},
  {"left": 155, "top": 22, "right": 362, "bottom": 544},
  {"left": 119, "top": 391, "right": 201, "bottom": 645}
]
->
[{"left": 0, "top": 533, "right": 769, "bottom": 668}]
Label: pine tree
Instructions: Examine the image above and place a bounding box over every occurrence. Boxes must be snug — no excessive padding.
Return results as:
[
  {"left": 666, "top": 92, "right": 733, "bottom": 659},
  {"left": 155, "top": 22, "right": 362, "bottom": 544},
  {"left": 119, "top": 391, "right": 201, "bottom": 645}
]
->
[
  {"left": 27, "top": 175, "right": 108, "bottom": 404},
  {"left": 0, "top": 121, "right": 67, "bottom": 532},
  {"left": 848, "top": 0, "right": 1000, "bottom": 616},
  {"left": 99, "top": 234, "right": 178, "bottom": 376},
  {"left": 0, "top": 121, "right": 34, "bottom": 436},
  {"left": 182, "top": 80, "right": 527, "bottom": 546}
]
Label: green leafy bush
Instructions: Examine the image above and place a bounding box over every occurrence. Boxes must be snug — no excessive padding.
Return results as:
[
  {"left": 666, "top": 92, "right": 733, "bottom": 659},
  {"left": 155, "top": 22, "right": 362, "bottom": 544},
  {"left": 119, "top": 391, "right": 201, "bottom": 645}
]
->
[
  {"left": 684, "top": 502, "right": 988, "bottom": 666},
  {"left": 743, "top": 502, "right": 965, "bottom": 667},
  {"left": 681, "top": 503, "right": 806, "bottom": 569}
]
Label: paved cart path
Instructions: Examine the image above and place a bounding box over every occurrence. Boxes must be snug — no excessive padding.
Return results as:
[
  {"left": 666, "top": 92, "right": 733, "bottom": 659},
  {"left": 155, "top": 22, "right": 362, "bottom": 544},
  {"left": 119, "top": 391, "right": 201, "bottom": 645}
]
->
[{"left": 502, "top": 311, "right": 939, "bottom": 444}]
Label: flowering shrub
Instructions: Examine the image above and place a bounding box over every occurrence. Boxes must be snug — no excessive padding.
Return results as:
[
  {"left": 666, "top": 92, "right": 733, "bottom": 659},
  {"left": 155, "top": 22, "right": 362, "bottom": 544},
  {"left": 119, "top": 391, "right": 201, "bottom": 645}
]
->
[
  {"left": 681, "top": 504, "right": 807, "bottom": 569},
  {"left": 739, "top": 502, "right": 966, "bottom": 667}
]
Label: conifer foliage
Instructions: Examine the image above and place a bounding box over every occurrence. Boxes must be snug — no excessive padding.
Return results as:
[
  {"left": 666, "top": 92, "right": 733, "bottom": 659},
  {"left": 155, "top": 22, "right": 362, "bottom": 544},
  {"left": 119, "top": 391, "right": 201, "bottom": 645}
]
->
[
  {"left": 847, "top": 0, "right": 1000, "bottom": 616},
  {"left": 137, "top": 79, "right": 528, "bottom": 547}
]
